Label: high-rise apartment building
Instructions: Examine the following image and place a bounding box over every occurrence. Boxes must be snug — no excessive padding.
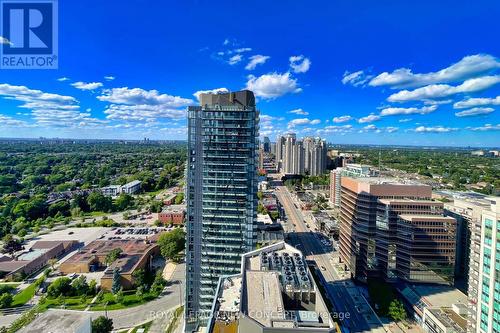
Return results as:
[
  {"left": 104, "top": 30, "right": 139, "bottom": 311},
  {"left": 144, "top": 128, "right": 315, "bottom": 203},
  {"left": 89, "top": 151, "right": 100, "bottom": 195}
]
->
[
  {"left": 443, "top": 195, "right": 496, "bottom": 333},
  {"left": 329, "top": 164, "right": 376, "bottom": 207},
  {"left": 185, "top": 90, "right": 259, "bottom": 331},
  {"left": 275, "top": 134, "right": 326, "bottom": 176},
  {"left": 339, "top": 177, "right": 457, "bottom": 284},
  {"left": 474, "top": 198, "right": 500, "bottom": 333}
]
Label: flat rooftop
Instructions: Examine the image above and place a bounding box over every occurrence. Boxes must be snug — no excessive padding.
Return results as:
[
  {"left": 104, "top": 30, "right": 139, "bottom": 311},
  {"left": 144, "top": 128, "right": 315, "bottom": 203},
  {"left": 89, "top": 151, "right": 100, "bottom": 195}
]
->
[
  {"left": 65, "top": 239, "right": 156, "bottom": 264},
  {"left": 245, "top": 270, "right": 285, "bottom": 327},
  {"left": 412, "top": 285, "right": 467, "bottom": 308},
  {"left": 354, "top": 176, "right": 424, "bottom": 185}
]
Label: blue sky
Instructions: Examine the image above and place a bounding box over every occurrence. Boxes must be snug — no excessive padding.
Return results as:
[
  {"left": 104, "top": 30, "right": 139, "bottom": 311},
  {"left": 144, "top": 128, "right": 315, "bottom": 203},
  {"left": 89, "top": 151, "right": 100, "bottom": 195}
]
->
[{"left": 0, "top": 0, "right": 499, "bottom": 147}]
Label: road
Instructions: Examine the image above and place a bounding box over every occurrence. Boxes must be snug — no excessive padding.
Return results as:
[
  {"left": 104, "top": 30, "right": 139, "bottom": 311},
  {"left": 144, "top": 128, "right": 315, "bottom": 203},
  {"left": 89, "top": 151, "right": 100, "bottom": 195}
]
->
[{"left": 275, "top": 186, "right": 384, "bottom": 333}]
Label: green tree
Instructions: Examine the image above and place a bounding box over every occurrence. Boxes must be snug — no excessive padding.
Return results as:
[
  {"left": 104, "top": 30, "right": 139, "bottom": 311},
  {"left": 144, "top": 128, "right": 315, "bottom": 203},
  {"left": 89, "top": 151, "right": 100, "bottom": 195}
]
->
[
  {"left": 47, "top": 277, "right": 72, "bottom": 298},
  {"left": 88, "top": 279, "right": 97, "bottom": 296},
  {"left": 105, "top": 248, "right": 122, "bottom": 265},
  {"left": 115, "top": 288, "right": 124, "bottom": 304},
  {"left": 132, "top": 269, "right": 146, "bottom": 289},
  {"left": 157, "top": 229, "right": 186, "bottom": 260},
  {"left": 91, "top": 316, "right": 113, "bottom": 333},
  {"left": 388, "top": 299, "right": 407, "bottom": 322},
  {"left": 174, "top": 192, "right": 184, "bottom": 204},
  {"left": 71, "top": 276, "right": 89, "bottom": 296},
  {"left": 114, "top": 193, "right": 134, "bottom": 211},
  {"left": 87, "top": 191, "right": 113, "bottom": 212},
  {"left": 111, "top": 268, "right": 121, "bottom": 294},
  {"left": 0, "top": 292, "right": 13, "bottom": 309}
]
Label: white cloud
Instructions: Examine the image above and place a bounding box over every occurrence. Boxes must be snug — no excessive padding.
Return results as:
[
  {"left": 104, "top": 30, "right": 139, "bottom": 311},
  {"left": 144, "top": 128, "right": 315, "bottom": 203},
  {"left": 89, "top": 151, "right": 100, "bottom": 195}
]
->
[
  {"left": 370, "top": 54, "right": 500, "bottom": 88},
  {"left": 0, "top": 114, "right": 29, "bottom": 127},
  {"left": 223, "top": 39, "right": 230, "bottom": 46},
  {"left": 228, "top": 54, "right": 243, "bottom": 65},
  {"left": 289, "top": 55, "right": 311, "bottom": 73},
  {"left": 98, "top": 87, "right": 193, "bottom": 106},
  {"left": 287, "top": 118, "right": 320, "bottom": 129},
  {"left": 316, "top": 124, "right": 353, "bottom": 136},
  {"left": 342, "top": 70, "right": 372, "bottom": 87},
  {"left": 246, "top": 72, "right": 302, "bottom": 99},
  {"left": 358, "top": 114, "right": 381, "bottom": 123},
  {"left": 245, "top": 55, "right": 270, "bottom": 70},
  {"left": 363, "top": 124, "right": 377, "bottom": 131},
  {"left": 193, "top": 88, "right": 229, "bottom": 101},
  {"left": 234, "top": 48, "right": 252, "bottom": 53},
  {"left": 380, "top": 104, "right": 437, "bottom": 116},
  {"left": 455, "top": 107, "right": 494, "bottom": 117},
  {"left": 414, "top": 126, "right": 458, "bottom": 133},
  {"left": 386, "top": 126, "right": 399, "bottom": 133},
  {"left": 399, "top": 118, "right": 412, "bottom": 123},
  {"left": 288, "top": 108, "right": 308, "bottom": 115},
  {"left": 332, "top": 115, "right": 353, "bottom": 123},
  {"left": 453, "top": 96, "right": 500, "bottom": 109},
  {"left": 71, "top": 81, "right": 104, "bottom": 91},
  {"left": 98, "top": 87, "right": 193, "bottom": 122},
  {"left": 104, "top": 76, "right": 115, "bottom": 81},
  {"left": 468, "top": 123, "right": 500, "bottom": 131},
  {"left": 387, "top": 75, "right": 500, "bottom": 102},
  {"left": 57, "top": 77, "right": 70, "bottom": 82}
]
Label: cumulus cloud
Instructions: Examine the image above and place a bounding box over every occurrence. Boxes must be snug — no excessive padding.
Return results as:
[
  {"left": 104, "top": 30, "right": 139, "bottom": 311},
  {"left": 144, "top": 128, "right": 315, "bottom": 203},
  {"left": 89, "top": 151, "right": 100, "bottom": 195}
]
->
[
  {"left": 57, "top": 77, "right": 70, "bottom": 82},
  {"left": 288, "top": 108, "right": 308, "bottom": 115},
  {"left": 288, "top": 118, "right": 320, "bottom": 129},
  {"left": 245, "top": 55, "right": 270, "bottom": 70},
  {"left": 358, "top": 114, "right": 381, "bottom": 123},
  {"left": 370, "top": 54, "right": 500, "bottom": 88},
  {"left": 0, "top": 114, "right": 29, "bottom": 127},
  {"left": 71, "top": 81, "right": 104, "bottom": 90},
  {"left": 342, "top": 71, "right": 372, "bottom": 87},
  {"left": 414, "top": 126, "right": 457, "bottom": 133},
  {"left": 289, "top": 55, "right": 311, "bottom": 73},
  {"left": 455, "top": 107, "right": 494, "bottom": 117},
  {"left": 193, "top": 87, "right": 229, "bottom": 101},
  {"left": 387, "top": 75, "right": 500, "bottom": 102},
  {"left": 246, "top": 72, "right": 302, "bottom": 99},
  {"left": 363, "top": 124, "right": 377, "bottom": 131},
  {"left": 386, "top": 126, "right": 399, "bottom": 133},
  {"left": 98, "top": 87, "right": 193, "bottom": 122},
  {"left": 316, "top": 124, "right": 353, "bottom": 136},
  {"left": 453, "top": 95, "right": 500, "bottom": 109},
  {"left": 468, "top": 123, "right": 500, "bottom": 131},
  {"left": 332, "top": 115, "right": 353, "bottom": 123},
  {"left": 0, "top": 83, "right": 108, "bottom": 128},
  {"left": 104, "top": 76, "right": 115, "bottom": 81},
  {"left": 380, "top": 105, "right": 437, "bottom": 116},
  {"left": 228, "top": 54, "right": 242, "bottom": 65}
]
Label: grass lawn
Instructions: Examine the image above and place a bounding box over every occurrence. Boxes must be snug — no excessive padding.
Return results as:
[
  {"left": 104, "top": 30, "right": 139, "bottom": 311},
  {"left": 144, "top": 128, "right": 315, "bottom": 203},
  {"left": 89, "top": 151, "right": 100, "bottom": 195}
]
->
[
  {"left": 39, "top": 296, "right": 92, "bottom": 311},
  {"left": 12, "top": 276, "right": 45, "bottom": 307},
  {"left": 89, "top": 290, "right": 156, "bottom": 311},
  {"left": 367, "top": 278, "right": 396, "bottom": 316}
]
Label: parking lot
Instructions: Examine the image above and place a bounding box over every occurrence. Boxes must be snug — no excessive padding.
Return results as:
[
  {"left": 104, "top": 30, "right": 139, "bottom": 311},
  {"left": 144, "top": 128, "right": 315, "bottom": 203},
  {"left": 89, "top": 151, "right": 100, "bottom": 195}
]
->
[{"left": 100, "top": 227, "right": 174, "bottom": 240}]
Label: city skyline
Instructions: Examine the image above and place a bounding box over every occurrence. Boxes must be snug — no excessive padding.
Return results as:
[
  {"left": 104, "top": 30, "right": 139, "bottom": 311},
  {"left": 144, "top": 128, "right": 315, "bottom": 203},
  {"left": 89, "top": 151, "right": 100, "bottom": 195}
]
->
[{"left": 1, "top": 1, "right": 500, "bottom": 146}]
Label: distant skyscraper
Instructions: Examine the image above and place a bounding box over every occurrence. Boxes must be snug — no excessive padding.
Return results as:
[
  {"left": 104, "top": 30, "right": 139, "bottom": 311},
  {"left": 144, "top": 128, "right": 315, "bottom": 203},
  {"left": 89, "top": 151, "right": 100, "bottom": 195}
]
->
[
  {"left": 339, "top": 177, "right": 457, "bottom": 284},
  {"left": 262, "top": 136, "right": 270, "bottom": 152},
  {"left": 185, "top": 90, "right": 259, "bottom": 332},
  {"left": 276, "top": 134, "right": 326, "bottom": 176}
]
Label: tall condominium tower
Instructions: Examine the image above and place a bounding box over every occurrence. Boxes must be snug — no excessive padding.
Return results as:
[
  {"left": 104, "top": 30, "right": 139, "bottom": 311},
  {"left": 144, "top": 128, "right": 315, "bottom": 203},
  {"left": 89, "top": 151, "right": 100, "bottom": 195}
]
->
[
  {"left": 276, "top": 134, "right": 327, "bottom": 176},
  {"left": 474, "top": 198, "right": 500, "bottom": 333},
  {"left": 185, "top": 90, "right": 259, "bottom": 332},
  {"left": 339, "top": 177, "right": 457, "bottom": 284}
]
